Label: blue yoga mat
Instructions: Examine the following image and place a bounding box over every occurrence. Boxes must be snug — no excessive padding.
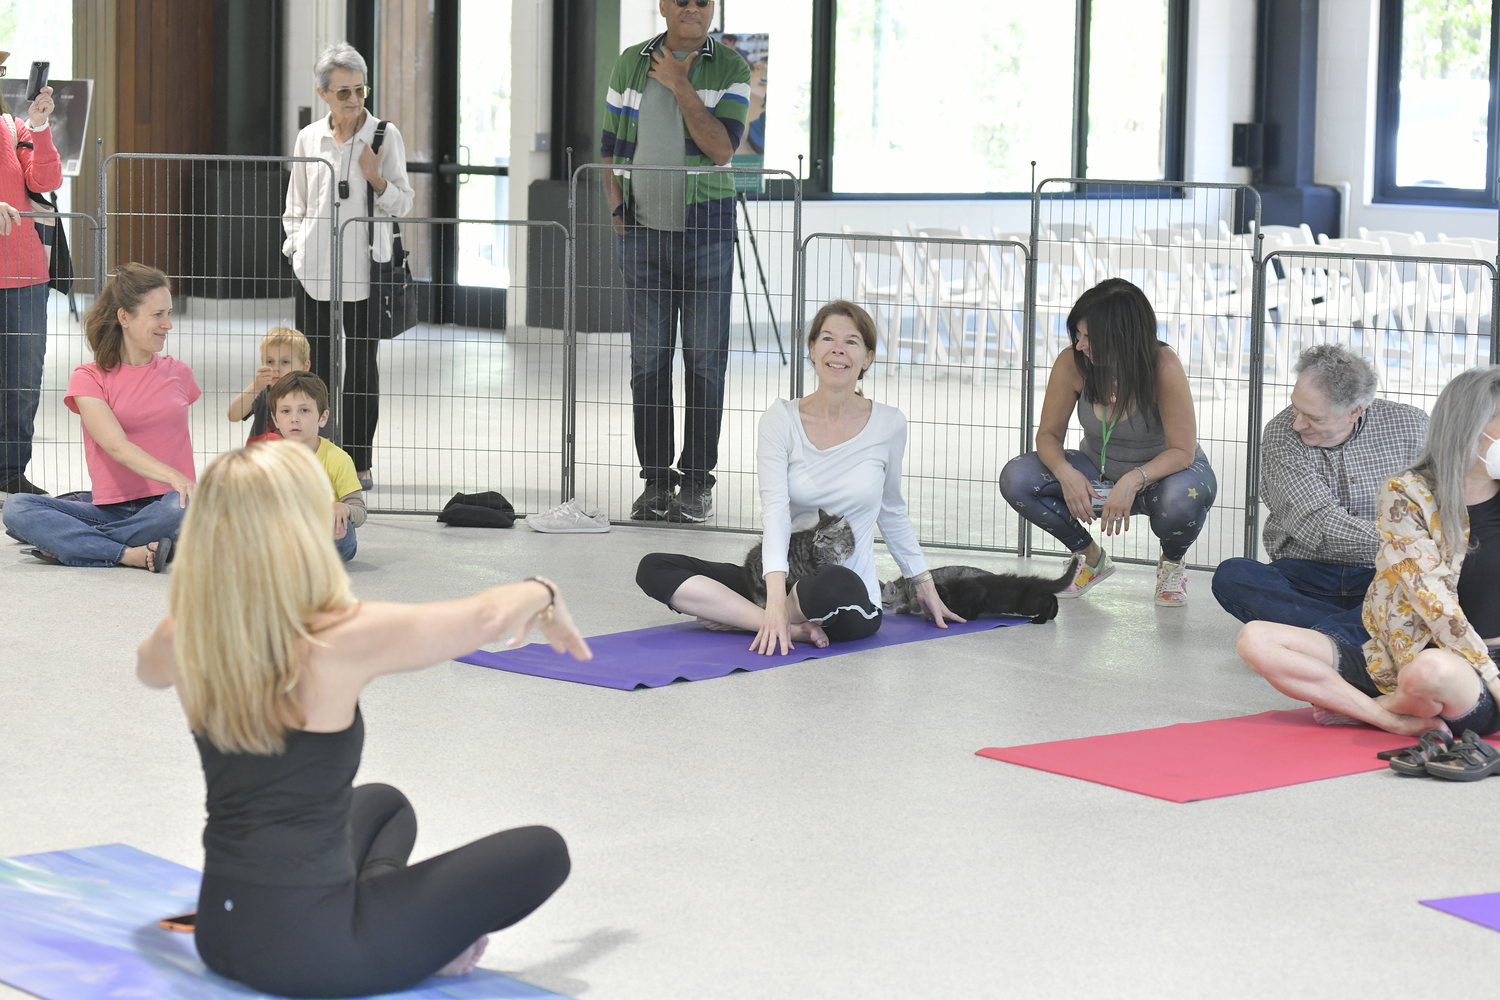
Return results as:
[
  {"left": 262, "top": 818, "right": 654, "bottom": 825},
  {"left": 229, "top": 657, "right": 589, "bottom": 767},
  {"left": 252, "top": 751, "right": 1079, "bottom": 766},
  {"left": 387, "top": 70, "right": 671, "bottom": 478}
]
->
[
  {"left": 458, "top": 613, "right": 1030, "bottom": 690},
  {"left": 0, "top": 843, "right": 570, "bottom": 1000}
]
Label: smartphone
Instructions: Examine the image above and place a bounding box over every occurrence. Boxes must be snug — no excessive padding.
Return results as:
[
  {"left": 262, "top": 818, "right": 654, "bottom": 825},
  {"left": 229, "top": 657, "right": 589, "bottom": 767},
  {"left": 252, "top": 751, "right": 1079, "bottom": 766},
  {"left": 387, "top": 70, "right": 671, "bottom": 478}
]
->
[
  {"left": 25, "top": 61, "right": 49, "bottom": 103},
  {"left": 158, "top": 912, "right": 196, "bottom": 933}
]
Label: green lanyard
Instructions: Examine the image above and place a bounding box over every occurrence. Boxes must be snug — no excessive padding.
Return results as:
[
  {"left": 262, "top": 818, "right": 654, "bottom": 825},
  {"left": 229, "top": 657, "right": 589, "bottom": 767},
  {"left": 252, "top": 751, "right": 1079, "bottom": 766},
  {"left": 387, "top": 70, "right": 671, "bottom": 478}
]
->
[{"left": 1098, "top": 403, "right": 1122, "bottom": 476}]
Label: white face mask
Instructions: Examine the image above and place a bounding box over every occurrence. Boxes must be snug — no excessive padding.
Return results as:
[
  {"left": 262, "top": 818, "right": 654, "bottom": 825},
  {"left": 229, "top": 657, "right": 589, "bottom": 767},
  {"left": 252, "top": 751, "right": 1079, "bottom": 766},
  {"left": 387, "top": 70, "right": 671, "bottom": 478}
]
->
[{"left": 1483, "top": 433, "right": 1500, "bottom": 479}]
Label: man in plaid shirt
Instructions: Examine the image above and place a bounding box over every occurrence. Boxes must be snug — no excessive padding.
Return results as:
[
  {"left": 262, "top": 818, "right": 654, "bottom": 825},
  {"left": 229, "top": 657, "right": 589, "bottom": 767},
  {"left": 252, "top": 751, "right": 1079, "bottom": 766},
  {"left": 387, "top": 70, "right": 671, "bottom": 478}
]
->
[{"left": 1212, "top": 345, "right": 1427, "bottom": 641}]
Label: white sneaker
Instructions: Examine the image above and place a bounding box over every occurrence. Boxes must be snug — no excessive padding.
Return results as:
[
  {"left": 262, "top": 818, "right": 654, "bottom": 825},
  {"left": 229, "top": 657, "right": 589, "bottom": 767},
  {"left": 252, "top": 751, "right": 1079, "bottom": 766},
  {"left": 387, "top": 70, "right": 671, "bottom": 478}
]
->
[
  {"left": 1155, "top": 556, "right": 1188, "bottom": 607},
  {"left": 525, "top": 499, "right": 610, "bottom": 533}
]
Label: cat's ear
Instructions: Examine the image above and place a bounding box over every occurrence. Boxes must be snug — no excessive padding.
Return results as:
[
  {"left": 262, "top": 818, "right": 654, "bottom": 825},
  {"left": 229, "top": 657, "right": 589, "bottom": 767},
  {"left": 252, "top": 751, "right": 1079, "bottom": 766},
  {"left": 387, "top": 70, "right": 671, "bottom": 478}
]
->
[{"left": 818, "top": 508, "right": 831, "bottom": 522}]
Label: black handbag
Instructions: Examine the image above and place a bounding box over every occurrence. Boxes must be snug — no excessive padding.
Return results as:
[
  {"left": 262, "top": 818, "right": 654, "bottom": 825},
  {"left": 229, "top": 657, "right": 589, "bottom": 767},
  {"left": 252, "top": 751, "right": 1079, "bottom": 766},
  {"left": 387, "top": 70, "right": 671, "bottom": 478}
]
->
[
  {"left": 3, "top": 113, "right": 73, "bottom": 295},
  {"left": 366, "top": 120, "right": 418, "bottom": 340},
  {"left": 437, "top": 491, "right": 517, "bottom": 528}
]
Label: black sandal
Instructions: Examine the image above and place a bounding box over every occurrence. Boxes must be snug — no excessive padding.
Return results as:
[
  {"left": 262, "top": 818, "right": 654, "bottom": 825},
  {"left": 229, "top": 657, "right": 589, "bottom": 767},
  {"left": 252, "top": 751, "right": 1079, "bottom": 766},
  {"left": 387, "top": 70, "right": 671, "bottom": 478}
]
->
[
  {"left": 1383, "top": 729, "right": 1456, "bottom": 776},
  {"left": 1424, "top": 730, "right": 1500, "bottom": 781},
  {"left": 147, "top": 536, "right": 173, "bottom": 574},
  {"left": 25, "top": 547, "right": 62, "bottom": 566}
]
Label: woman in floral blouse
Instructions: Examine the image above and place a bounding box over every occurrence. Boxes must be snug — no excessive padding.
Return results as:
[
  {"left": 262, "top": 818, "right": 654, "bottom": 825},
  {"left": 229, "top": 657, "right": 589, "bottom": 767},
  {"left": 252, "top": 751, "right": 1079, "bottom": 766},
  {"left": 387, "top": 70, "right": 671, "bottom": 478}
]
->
[{"left": 1237, "top": 367, "right": 1500, "bottom": 737}]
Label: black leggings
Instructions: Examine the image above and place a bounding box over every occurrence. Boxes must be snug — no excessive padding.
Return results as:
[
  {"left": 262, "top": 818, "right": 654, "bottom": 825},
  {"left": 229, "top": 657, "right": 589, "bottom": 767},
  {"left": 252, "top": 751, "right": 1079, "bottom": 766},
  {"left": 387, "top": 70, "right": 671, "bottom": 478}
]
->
[
  {"left": 636, "top": 552, "right": 882, "bottom": 642},
  {"left": 295, "top": 283, "right": 378, "bottom": 472},
  {"left": 193, "top": 784, "right": 570, "bottom": 999}
]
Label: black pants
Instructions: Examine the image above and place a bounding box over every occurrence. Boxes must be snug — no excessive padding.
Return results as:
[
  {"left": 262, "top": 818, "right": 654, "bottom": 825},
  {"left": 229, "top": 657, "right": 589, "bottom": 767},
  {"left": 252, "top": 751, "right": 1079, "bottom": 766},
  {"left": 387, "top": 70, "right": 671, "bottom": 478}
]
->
[
  {"left": 295, "top": 283, "right": 378, "bottom": 471},
  {"left": 636, "top": 552, "right": 882, "bottom": 643},
  {"left": 194, "top": 784, "right": 570, "bottom": 999}
]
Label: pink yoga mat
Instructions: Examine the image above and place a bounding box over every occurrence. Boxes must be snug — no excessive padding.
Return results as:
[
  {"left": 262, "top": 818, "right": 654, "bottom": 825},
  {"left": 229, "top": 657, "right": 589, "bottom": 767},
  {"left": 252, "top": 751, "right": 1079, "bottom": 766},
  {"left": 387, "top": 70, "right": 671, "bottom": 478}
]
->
[
  {"left": 977, "top": 709, "right": 1414, "bottom": 802},
  {"left": 1421, "top": 892, "right": 1500, "bottom": 933}
]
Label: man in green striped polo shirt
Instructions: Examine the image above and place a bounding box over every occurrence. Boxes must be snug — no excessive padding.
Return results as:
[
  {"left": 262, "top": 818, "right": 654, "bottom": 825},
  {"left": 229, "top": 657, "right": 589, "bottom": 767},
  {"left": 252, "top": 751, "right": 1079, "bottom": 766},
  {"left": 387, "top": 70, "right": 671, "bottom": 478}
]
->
[{"left": 600, "top": 0, "right": 752, "bottom": 524}]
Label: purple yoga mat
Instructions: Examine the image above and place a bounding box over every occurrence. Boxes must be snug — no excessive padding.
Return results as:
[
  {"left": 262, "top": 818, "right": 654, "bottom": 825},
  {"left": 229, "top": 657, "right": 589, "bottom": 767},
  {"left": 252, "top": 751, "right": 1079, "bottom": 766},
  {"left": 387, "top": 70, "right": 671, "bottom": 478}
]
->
[
  {"left": 1421, "top": 891, "right": 1500, "bottom": 932},
  {"left": 457, "top": 614, "right": 1030, "bottom": 690}
]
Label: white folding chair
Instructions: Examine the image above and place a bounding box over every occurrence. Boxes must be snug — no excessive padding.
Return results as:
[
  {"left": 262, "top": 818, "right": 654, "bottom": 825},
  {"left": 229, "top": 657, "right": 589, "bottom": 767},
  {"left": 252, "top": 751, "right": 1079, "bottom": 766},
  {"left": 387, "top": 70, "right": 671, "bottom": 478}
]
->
[
  {"left": 1252, "top": 222, "right": 1316, "bottom": 246},
  {"left": 909, "top": 224, "right": 1000, "bottom": 372},
  {"left": 840, "top": 226, "right": 941, "bottom": 366},
  {"left": 1358, "top": 228, "right": 1425, "bottom": 255}
]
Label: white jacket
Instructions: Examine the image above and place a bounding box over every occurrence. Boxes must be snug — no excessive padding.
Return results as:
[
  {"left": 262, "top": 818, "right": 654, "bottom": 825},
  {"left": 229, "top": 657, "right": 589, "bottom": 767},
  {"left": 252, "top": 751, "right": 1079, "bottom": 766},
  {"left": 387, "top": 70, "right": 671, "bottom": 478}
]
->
[{"left": 282, "top": 113, "right": 415, "bottom": 302}]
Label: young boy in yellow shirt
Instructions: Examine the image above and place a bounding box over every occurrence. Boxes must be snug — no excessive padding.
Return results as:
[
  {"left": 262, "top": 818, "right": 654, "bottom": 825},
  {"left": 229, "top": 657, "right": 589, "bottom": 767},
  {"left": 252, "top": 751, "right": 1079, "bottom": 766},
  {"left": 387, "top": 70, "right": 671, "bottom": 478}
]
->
[{"left": 266, "top": 371, "right": 365, "bottom": 561}]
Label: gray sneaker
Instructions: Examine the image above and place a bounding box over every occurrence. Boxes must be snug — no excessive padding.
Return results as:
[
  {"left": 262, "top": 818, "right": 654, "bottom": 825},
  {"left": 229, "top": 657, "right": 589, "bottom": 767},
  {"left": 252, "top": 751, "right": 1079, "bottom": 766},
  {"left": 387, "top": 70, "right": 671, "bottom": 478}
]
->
[
  {"left": 526, "top": 499, "right": 610, "bottom": 533},
  {"left": 668, "top": 483, "right": 713, "bottom": 523}
]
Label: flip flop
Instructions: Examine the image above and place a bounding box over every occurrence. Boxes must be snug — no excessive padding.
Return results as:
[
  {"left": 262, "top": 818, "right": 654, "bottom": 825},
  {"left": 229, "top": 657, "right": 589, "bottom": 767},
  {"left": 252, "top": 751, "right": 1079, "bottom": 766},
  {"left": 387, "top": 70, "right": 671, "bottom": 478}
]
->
[
  {"left": 1424, "top": 730, "right": 1500, "bottom": 781},
  {"left": 1383, "top": 729, "right": 1456, "bottom": 776},
  {"left": 148, "top": 536, "right": 174, "bottom": 574},
  {"left": 25, "top": 547, "right": 62, "bottom": 566}
]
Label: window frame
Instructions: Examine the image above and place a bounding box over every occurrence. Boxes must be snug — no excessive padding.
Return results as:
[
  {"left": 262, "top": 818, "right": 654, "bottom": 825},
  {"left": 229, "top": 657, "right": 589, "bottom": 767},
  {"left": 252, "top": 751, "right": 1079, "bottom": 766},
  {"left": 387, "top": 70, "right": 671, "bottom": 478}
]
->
[
  {"left": 802, "top": 0, "right": 1189, "bottom": 198},
  {"left": 1372, "top": 0, "right": 1500, "bottom": 208}
]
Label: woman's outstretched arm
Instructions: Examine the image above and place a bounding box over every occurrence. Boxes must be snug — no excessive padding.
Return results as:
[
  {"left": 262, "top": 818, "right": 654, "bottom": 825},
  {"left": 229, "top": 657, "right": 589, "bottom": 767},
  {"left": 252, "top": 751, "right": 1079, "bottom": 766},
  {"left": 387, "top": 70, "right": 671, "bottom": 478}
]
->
[{"left": 321, "top": 580, "right": 592, "bottom": 682}]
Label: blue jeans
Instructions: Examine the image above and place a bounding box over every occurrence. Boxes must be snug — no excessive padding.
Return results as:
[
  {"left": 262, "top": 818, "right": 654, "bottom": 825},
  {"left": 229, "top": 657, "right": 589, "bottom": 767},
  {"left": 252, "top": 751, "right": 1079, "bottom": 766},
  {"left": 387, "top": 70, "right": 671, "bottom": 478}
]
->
[
  {"left": 998, "top": 449, "right": 1218, "bottom": 562},
  {"left": 2, "top": 490, "right": 185, "bottom": 567},
  {"left": 335, "top": 524, "right": 357, "bottom": 562},
  {"left": 1212, "top": 556, "right": 1372, "bottom": 650},
  {"left": 617, "top": 230, "right": 734, "bottom": 488},
  {"left": 0, "top": 281, "right": 50, "bottom": 482}
]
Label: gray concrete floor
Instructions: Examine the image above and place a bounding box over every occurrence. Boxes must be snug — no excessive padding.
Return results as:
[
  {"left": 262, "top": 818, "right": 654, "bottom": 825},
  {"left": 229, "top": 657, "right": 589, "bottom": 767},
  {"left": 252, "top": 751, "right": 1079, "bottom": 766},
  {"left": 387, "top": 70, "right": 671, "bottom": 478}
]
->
[{"left": 3, "top": 518, "right": 1498, "bottom": 999}]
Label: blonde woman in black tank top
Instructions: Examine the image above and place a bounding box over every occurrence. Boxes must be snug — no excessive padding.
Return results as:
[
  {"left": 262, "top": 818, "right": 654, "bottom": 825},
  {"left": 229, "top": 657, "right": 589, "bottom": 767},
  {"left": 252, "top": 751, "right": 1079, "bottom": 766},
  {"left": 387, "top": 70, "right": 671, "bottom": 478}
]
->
[
  {"left": 999, "top": 278, "right": 1217, "bottom": 606},
  {"left": 135, "top": 440, "right": 590, "bottom": 997}
]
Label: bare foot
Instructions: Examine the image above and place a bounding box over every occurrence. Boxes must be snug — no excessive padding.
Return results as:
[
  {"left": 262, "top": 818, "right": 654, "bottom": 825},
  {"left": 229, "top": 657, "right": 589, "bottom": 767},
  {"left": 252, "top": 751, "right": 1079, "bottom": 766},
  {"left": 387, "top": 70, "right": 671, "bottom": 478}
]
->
[
  {"left": 697, "top": 617, "right": 750, "bottom": 633},
  {"left": 1311, "top": 707, "right": 1362, "bottom": 726},
  {"left": 119, "top": 542, "right": 161, "bottom": 571},
  {"left": 436, "top": 935, "right": 488, "bottom": 977},
  {"left": 791, "top": 621, "right": 829, "bottom": 648}
]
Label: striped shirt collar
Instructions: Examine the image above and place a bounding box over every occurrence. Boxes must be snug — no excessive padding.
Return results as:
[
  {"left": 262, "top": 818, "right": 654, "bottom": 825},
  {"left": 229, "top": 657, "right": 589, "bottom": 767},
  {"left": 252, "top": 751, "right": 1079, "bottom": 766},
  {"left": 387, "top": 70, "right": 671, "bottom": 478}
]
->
[{"left": 641, "top": 31, "right": 717, "bottom": 59}]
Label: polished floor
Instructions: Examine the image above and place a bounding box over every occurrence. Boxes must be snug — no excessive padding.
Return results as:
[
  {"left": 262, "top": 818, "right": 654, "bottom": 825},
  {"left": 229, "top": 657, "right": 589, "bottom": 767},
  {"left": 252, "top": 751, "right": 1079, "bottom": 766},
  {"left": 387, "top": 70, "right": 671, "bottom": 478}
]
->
[{"left": 2, "top": 518, "right": 1497, "bottom": 999}]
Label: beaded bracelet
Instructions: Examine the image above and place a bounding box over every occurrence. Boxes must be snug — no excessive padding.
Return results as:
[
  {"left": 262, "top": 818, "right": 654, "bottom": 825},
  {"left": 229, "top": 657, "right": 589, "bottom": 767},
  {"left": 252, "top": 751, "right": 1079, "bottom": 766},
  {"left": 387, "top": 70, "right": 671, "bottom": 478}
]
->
[{"left": 526, "top": 576, "right": 557, "bottom": 623}]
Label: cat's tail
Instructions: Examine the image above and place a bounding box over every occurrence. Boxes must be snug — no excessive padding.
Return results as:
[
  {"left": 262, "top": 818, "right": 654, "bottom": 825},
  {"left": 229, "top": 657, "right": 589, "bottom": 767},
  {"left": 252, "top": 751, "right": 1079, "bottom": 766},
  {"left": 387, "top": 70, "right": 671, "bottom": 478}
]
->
[{"left": 1045, "top": 554, "right": 1084, "bottom": 592}]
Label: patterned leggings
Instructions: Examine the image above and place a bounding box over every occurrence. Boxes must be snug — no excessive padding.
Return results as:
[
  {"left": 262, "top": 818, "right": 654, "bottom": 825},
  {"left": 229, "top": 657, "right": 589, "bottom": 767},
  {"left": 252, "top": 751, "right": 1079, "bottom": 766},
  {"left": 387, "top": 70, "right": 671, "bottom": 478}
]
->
[{"left": 998, "top": 449, "right": 1217, "bottom": 562}]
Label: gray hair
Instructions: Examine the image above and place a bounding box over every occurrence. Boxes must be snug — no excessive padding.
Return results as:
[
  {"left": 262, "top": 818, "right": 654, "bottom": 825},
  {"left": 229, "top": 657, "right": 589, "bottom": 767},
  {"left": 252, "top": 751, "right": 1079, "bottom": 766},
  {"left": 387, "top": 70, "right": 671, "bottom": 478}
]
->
[
  {"left": 1293, "top": 344, "right": 1379, "bottom": 412},
  {"left": 314, "top": 42, "right": 367, "bottom": 92},
  {"left": 1410, "top": 366, "right": 1500, "bottom": 559}
]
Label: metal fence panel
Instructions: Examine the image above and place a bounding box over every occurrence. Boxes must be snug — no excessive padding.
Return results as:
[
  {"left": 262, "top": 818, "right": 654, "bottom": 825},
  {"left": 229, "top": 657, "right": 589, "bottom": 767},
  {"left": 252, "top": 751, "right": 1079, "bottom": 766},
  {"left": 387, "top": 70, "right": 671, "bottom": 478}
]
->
[
  {"left": 567, "top": 163, "right": 799, "bottom": 533},
  {"left": 9, "top": 212, "right": 103, "bottom": 498},
  {"left": 331, "top": 216, "right": 568, "bottom": 515},
  {"left": 800, "top": 231, "right": 1030, "bottom": 553},
  {"left": 99, "top": 154, "right": 338, "bottom": 490},
  {"left": 1028, "top": 179, "right": 1262, "bottom": 570},
  {"left": 1254, "top": 246, "right": 1496, "bottom": 557}
]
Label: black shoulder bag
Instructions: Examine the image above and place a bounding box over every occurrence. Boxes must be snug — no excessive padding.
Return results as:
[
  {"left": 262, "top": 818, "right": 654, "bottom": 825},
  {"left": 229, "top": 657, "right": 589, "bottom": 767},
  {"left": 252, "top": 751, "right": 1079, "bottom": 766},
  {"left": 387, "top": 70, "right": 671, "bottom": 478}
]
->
[{"left": 366, "top": 120, "right": 418, "bottom": 339}]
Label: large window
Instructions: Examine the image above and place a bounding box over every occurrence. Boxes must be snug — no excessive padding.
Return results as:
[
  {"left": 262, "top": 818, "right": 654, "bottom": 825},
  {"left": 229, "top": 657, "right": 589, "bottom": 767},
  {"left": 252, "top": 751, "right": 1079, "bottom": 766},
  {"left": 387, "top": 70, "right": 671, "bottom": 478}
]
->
[
  {"left": 1375, "top": 0, "right": 1500, "bottom": 206},
  {"left": 789, "top": 0, "right": 1186, "bottom": 196}
]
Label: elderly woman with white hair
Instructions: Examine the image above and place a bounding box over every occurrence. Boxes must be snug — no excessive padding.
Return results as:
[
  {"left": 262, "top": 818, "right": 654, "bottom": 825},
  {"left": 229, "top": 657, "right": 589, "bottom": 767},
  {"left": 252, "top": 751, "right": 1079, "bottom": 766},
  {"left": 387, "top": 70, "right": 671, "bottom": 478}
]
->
[
  {"left": 283, "top": 41, "right": 414, "bottom": 492},
  {"left": 1238, "top": 368, "right": 1500, "bottom": 755}
]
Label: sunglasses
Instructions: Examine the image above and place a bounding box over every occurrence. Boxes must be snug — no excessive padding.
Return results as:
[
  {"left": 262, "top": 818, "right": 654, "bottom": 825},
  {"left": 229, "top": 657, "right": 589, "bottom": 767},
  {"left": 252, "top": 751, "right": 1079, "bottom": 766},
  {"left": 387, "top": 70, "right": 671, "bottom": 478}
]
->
[
  {"left": 328, "top": 85, "right": 371, "bottom": 101},
  {"left": 672, "top": 0, "right": 713, "bottom": 7}
]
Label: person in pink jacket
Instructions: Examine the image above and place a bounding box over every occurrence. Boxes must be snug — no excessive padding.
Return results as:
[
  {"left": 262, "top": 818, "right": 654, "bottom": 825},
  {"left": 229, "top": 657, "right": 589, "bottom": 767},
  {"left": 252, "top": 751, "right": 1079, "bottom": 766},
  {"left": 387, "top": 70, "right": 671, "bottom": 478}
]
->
[{"left": 0, "top": 52, "right": 61, "bottom": 499}]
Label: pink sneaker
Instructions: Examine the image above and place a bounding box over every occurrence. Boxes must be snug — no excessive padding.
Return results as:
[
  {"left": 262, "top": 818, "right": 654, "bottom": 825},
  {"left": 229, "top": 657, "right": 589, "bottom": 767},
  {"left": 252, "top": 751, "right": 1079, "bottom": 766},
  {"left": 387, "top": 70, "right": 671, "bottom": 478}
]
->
[
  {"left": 1059, "top": 549, "right": 1115, "bottom": 599},
  {"left": 1155, "top": 556, "right": 1188, "bottom": 607}
]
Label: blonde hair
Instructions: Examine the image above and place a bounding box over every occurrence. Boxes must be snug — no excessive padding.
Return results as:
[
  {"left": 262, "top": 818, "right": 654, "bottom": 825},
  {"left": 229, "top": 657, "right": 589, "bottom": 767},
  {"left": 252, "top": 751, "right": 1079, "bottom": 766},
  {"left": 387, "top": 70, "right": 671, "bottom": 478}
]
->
[
  {"left": 261, "top": 327, "right": 310, "bottom": 367},
  {"left": 170, "top": 440, "right": 355, "bottom": 754}
]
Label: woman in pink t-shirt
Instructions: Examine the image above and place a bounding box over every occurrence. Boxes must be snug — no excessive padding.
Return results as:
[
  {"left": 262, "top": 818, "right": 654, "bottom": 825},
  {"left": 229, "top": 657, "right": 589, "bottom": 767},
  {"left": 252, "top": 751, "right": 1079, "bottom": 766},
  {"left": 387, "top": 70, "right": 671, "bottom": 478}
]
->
[
  {"left": 2, "top": 264, "right": 200, "bottom": 569},
  {"left": 0, "top": 60, "right": 62, "bottom": 497}
]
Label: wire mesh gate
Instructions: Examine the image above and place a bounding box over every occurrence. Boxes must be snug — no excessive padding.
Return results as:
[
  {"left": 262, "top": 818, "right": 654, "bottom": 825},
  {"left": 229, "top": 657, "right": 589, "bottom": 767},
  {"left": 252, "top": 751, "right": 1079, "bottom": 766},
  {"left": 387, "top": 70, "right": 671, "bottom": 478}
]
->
[
  {"left": 48, "top": 154, "right": 1498, "bottom": 571},
  {"left": 331, "top": 216, "right": 569, "bottom": 515},
  {"left": 11, "top": 211, "right": 103, "bottom": 497},
  {"left": 565, "top": 163, "right": 800, "bottom": 533},
  {"left": 799, "top": 231, "right": 1030, "bottom": 553}
]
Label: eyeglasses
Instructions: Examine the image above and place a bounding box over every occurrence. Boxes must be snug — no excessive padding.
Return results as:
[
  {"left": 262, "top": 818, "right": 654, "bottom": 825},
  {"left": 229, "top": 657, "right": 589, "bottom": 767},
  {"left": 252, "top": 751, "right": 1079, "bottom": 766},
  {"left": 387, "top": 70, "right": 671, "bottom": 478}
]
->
[
  {"left": 671, "top": 0, "right": 713, "bottom": 7},
  {"left": 328, "top": 85, "right": 371, "bottom": 101}
]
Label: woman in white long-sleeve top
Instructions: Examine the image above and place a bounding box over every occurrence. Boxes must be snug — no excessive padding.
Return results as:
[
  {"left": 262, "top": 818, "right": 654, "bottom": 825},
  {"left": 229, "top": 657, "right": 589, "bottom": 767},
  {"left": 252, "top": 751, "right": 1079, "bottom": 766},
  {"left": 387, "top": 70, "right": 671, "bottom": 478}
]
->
[
  {"left": 282, "top": 41, "right": 414, "bottom": 491},
  {"left": 636, "top": 300, "right": 962, "bottom": 654}
]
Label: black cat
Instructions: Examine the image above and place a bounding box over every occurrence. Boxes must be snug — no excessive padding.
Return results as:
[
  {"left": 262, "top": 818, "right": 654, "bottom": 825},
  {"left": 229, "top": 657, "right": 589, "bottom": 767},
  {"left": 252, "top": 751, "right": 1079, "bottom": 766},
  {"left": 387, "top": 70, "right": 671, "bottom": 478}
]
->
[
  {"left": 743, "top": 510, "right": 855, "bottom": 607},
  {"left": 880, "top": 556, "right": 1081, "bottom": 624}
]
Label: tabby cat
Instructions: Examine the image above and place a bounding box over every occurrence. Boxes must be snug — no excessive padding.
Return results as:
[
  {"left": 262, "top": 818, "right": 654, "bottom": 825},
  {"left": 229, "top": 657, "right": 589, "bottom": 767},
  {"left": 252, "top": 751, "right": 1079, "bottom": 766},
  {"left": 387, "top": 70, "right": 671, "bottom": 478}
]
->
[
  {"left": 743, "top": 510, "right": 856, "bottom": 607},
  {"left": 879, "top": 556, "right": 1081, "bottom": 624}
]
